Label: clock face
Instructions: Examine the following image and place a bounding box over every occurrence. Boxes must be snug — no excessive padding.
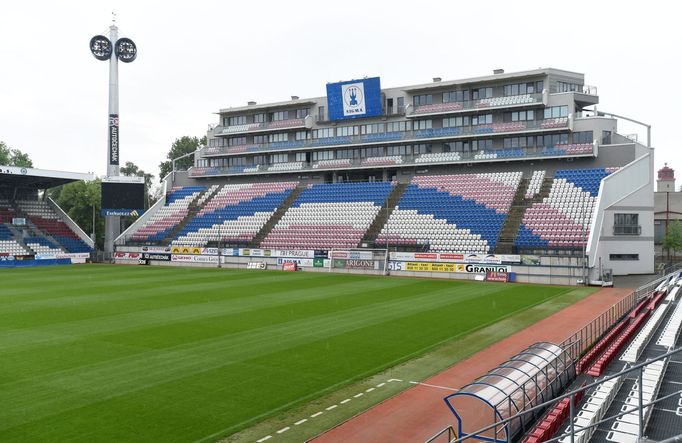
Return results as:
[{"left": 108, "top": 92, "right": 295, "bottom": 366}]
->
[
  {"left": 115, "top": 38, "right": 137, "bottom": 63},
  {"left": 90, "top": 35, "right": 112, "bottom": 61}
]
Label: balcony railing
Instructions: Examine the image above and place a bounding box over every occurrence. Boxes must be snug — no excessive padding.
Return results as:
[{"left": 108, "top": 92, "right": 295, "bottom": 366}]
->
[
  {"left": 406, "top": 93, "right": 543, "bottom": 117},
  {"left": 202, "top": 118, "right": 570, "bottom": 158},
  {"left": 190, "top": 143, "right": 595, "bottom": 178},
  {"left": 613, "top": 225, "right": 642, "bottom": 235},
  {"left": 213, "top": 118, "right": 307, "bottom": 136}
]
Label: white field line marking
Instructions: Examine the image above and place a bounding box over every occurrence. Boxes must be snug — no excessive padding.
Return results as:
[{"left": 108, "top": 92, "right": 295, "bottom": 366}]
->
[
  {"left": 409, "top": 381, "right": 459, "bottom": 391},
  {"left": 259, "top": 378, "right": 399, "bottom": 440}
]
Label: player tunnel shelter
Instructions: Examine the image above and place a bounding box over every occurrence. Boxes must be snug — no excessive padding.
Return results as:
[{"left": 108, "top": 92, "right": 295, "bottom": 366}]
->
[{"left": 443, "top": 342, "right": 575, "bottom": 443}]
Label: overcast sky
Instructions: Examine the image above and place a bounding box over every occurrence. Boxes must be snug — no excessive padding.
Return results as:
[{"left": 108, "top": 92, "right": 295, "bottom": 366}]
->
[{"left": 0, "top": 1, "right": 679, "bottom": 181}]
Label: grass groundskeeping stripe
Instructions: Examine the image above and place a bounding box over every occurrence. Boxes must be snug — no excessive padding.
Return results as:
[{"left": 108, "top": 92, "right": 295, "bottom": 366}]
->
[{"left": 0, "top": 265, "right": 591, "bottom": 442}]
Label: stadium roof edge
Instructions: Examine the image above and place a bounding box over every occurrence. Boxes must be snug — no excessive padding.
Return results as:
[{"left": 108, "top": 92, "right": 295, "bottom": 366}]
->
[
  {"left": 0, "top": 165, "right": 95, "bottom": 189},
  {"left": 215, "top": 67, "right": 586, "bottom": 114}
]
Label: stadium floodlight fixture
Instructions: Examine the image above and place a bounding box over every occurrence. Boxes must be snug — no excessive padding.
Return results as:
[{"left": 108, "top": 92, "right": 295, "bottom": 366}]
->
[
  {"left": 89, "top": 35, "right": 112, "bottom": 61},
  {"left": 90, "top": 34, "right": 137, "bottom": 63},
  {"left": 115, "top": 38, "right": 137, "bottom": 63}
]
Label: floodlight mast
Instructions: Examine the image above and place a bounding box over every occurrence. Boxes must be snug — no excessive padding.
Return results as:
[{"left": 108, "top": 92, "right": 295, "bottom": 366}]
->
[{"left": 90, "top": 16, "right": 137, "bottom": 257}]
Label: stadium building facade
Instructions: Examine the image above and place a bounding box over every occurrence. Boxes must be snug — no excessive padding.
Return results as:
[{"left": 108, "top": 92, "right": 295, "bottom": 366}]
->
[{"left": 121, "top": 68, "right": 654, "bottom": 280}]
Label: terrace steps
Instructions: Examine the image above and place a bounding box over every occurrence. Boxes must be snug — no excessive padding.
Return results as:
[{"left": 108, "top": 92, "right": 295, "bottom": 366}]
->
[
  {"left": 494, "top": 178, "right": 530, "bottom": 254},
  {"left": 251, "top": 185, "right": 305, "bottom": 248},
  {"left": 161, "top": 187, "right": 220, "bottom": 244},
  {"left": 361, "top": 182, "right": 409, "bottom": 246}
]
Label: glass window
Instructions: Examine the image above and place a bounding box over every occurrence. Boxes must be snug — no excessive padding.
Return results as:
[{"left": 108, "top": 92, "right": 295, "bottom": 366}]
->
[
  {"left": 270, "top": 153, "right": 288, "bottom": 163},
  {"left": 413, "top": 94, "right": 433, "bottom": 106},
  {"left": 472, "top": 114, "right": 492, "bottom": 126},
  {"left": 543, "top": 106, "right": 568, "bottom": 119},
  {"left": 295, "top": 131, "right": 309, "bottom": 141},
  {"left": 614, "top": 213, "right": 639, "bottom": 235},
  {"left": 253, "top": 113, "right": 266, "bottom": 124},
  {"left": 268, "top": 133, "right": 288, "bottom": 143},
  {"left": 228, "top": 115, "right": 246, "bottom": 126},
  {"left": 312, "top": 128, "right": 334, "bottom": 139},
  {"left": 270, "top": 111, "right": 289, "bottom": 121},
  {"left": 397, "top": 97, "right": 404, "bottom": 111},
  {"left": 295, "top": 152, "right": 307, "bottom": 162},
  {"left": 228, "top": 136, "right": 246, "bottom": 146},
  {"left": 318, "top": 106, "right": 325, "bottom": 120},
  {"left": 414, "top": 119, "right": 433, "bottom": 130},
  {"left": 296, "top": 108, "right": 310, "bottom": 119}
]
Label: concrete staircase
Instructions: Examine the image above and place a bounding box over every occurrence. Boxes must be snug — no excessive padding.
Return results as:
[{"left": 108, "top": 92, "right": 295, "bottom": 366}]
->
[
  {"left": 161, "top": 186, "right": 221, "bottom": 244},
  {"left": 251, "top": 185, "right": 305, "bottom": 247},
  {"left": 360, "top": 182, "right": 409, "bottom": 247},
  {"left": 494, "top": 177, "right": 553, "bottom": 254}
]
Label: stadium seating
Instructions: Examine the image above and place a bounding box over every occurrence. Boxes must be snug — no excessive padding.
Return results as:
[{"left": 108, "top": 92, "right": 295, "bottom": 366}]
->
[
  {"left": 523, "top": 383, "right": 586, "bottom": 443},
  {"left": 131, "top": 186, "right": 205, "bottom": 242},
  {"left": 172, "top": 182, "right": 298, "bottom": 246},
  {"left": 476, "top": 94, "right": 536, "bottom": 108},
  {"left": 413, "top": 102, "right": 463, "bottom": 114},
  {"left": 415, "top": 152, "right": 462, "bottom": 163},
  {"left": 605, "top": 360, "right": 667, "bottom": 441},
  {"left": 313, "top": 159, "right": 353, "bottom": 169},
  {"left": 260, "top": 182, "right": 394, "bottom": 250},
  {"left": 16, "top": 200, "right": 92, "bottom": 253},
  {"left": 376, "top": 172, "right": 522, "bottom": 253},
  {"left": 0, "top": 225, "right": 30, "bottom": 256},
  {"left": 516, "top": 168, "right": 617, "bottom": 250},
  {"left": 361, "top": 156, "right": 403, "bottom": 166},
  {"left": 24, "top": 235, "right": 63, "bottom": 256},
  {"left": 620, "top": 300, "right": 670, "bottom": 363},
  {"left": 267, "top": 162, "right": 304, "bottom": 172},
  {"left": 576, "top": 318, "right": 629, "bottom": 374},
  {"left": 525, "top": 170, "right": 546, "bottom": 199},
  {"left": 585, "top": 312, "right": 649, "bottom": 377},
  {"left": 558, "top": 377, "right": 622, "bottom": 443},
  {"left": 540, "top": 117, "right": 568, "bottom": 129},
  {"left": 0, "top": 198, "right": 17, "bottom": 223}
]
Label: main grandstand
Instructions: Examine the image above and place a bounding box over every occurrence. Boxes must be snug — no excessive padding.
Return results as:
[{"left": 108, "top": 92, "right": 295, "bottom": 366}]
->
[
  {"left": 117, "top": 67, "right": 654, "bottom": 283},
  {"left": 0, "top": 166, "right": 94, "bottom": 264}
]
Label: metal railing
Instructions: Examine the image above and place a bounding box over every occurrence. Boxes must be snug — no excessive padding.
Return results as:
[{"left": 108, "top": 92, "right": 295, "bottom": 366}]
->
[
  {"left": 426, "top": 268, "right": 681, "bottom": 443},
  {"left": 407, "top": 93, "right": 544, "bottom": 117},
  {"left": 190, "top": 143, "right": 590, "bottom": 179},
  {"left": 212, "top": 118, "right": 307, "bottom": 136},
  {"left": 202, "top": 118, "right": 569, "bottom": 158},
  {"left": 427, "top": 346, "right": 681, "bottom": 443},
  {"left": 613, "top": 225, "right": 642, "bottom": 235}
]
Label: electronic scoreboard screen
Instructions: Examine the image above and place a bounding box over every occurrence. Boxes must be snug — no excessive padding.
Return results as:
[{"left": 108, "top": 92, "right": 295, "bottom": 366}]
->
[{"left": 101, "top": 181, "right": 145, "bottom": 216}]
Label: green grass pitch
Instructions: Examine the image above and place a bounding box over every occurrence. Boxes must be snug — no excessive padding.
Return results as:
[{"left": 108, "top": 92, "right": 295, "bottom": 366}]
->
[{"left": 1, "top": 265, "right": 579, "bottom": 442}]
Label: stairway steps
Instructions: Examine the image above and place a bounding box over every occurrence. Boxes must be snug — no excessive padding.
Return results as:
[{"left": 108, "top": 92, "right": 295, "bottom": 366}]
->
[
  {"left": 251, "top": 185, "right": 305, "bottom": 247},
  {"left": 161, "top": 186, "right": 220, "bottom": 244},
  {"left": 361, "top": 182, "right": 409, "bottom": 246}
]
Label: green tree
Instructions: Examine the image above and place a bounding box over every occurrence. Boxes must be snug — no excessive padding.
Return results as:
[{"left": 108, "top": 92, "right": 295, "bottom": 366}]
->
[
  {"left": 663, "top": 220, "right": 682, "bottom": 260},
  {"left": 0, "top": 140, "right": 34, "bottom": 167},
  {"left": 158, "top": 135, "right": 206, "bottom": 181},
  {"left": 49, "top": 179, "right": 104, "bottom": 249},
  {"left": 120, "top": 161, "right": 156, "bottom": 209}
]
